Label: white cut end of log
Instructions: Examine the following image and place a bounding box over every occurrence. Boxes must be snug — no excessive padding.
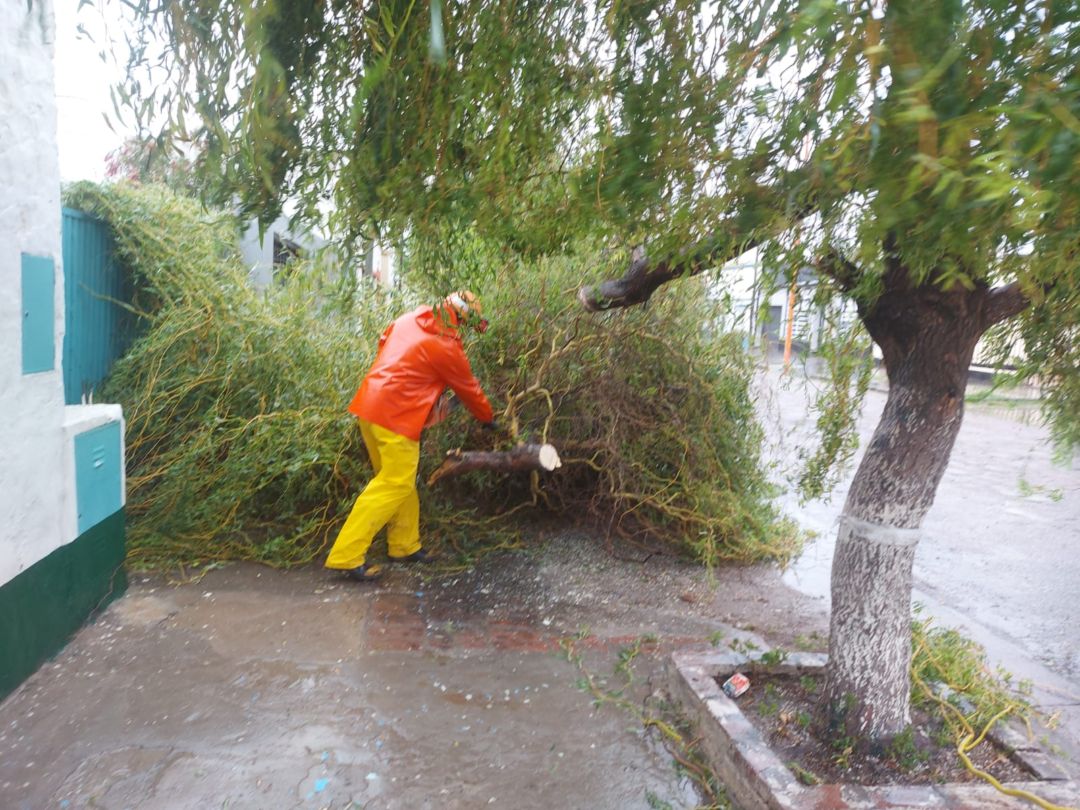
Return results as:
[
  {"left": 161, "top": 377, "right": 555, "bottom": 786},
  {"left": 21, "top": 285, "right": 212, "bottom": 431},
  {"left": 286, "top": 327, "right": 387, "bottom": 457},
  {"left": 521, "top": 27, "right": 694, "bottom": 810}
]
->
[{"left": 538, "top": 444, "right": 561, "bottom": 471}]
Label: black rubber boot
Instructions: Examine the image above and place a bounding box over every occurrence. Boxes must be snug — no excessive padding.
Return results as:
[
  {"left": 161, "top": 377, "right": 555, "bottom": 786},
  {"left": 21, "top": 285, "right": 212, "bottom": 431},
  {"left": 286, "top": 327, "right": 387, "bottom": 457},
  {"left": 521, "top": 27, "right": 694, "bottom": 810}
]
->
[
  {"left": 389, "top": 548, "right": 438, "bottom": 564},
  {"left": 343, "top": 563, "right": 383, "bottom": 582}
]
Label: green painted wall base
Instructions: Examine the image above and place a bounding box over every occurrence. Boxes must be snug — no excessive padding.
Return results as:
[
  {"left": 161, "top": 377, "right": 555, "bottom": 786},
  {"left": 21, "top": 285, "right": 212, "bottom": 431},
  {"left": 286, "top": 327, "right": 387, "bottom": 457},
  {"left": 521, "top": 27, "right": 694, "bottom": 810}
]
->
[{"left": 0, "top": 509, "right": 126, "bottom": 700}]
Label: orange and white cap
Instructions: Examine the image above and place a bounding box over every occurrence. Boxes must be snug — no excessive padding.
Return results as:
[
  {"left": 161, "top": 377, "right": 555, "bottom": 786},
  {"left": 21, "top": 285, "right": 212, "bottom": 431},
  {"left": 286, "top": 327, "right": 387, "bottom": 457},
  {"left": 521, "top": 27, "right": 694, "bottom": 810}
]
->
[{"left": 443, "top": 290, "right": 488, "bottom": 333}]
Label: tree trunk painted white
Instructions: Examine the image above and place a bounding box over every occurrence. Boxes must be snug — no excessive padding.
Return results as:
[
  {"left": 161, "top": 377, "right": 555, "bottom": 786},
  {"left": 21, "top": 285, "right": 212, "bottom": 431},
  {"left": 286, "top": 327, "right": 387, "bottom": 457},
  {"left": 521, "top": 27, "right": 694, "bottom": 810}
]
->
[
  {"left": 828, "top": 515, "right": 919, "bottom": 739},
  {"left": 825, "top": 259, "right": 988, "bottom": 743}
]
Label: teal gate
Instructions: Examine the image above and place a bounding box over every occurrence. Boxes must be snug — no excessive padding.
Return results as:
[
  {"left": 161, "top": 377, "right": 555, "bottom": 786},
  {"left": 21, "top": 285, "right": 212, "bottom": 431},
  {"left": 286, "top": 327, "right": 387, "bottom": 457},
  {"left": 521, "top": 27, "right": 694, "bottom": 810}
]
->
[{"left": 62, "top": 208, "right": 134, "bottom": 405}]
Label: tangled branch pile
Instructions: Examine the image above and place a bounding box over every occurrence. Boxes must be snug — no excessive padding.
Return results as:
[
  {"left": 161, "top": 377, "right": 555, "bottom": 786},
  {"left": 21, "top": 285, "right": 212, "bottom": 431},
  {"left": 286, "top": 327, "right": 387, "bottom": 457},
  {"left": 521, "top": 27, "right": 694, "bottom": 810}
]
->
[
  {"left": 435, "top": 246, "right": 799, "bottom": 567},
  {"left": 67, "top": 183, "right": 796, "bottom": 570}
]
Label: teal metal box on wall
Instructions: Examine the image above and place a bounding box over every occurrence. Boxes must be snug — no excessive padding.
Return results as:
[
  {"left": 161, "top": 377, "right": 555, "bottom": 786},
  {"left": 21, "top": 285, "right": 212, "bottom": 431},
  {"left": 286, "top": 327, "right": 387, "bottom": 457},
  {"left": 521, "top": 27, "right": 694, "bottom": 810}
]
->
[
  {"left": 21, "top": 253, "right": 55, "bottom": 374},
  {"left": 74, "top": 421, "right": 122, "bottom": 533}
]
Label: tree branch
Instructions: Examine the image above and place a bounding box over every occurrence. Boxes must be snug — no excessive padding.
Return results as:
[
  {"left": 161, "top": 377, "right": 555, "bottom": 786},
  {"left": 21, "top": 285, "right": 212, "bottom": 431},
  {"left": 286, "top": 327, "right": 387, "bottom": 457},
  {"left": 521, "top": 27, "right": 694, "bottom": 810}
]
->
[
  {"left": 578, "top": 163, "right": 827, "bottom": 312},
  {"left": 577, "top": 249, "right": 701, "bottom": 312},
  {"left": 983, "top": 281, "right": 1031, "bottom": 328},
  {"left": 815, "top": 248, "right": 861, "bottom": 293}
]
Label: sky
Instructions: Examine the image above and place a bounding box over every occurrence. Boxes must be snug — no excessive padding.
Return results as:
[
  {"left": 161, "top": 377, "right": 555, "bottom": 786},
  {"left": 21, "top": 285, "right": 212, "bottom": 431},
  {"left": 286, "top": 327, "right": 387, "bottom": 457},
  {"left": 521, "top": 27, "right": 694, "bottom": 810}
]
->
[{"left": 53, "top": 1, "right": 133, "bottom": 183}]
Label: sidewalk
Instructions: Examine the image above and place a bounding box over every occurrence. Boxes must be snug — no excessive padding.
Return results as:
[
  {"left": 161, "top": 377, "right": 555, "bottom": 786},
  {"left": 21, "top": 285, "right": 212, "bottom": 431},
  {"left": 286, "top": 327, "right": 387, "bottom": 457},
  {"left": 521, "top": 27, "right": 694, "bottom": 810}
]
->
[{"left": 0, "top": 536, "right": 828, "bottom": 809}]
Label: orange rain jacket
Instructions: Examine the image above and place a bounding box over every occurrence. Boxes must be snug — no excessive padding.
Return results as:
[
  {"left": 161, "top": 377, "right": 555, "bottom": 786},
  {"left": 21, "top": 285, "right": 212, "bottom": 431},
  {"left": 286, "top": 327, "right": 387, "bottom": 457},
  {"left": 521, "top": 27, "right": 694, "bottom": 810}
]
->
[{"left": 348, "top": 305, "right": 494, "bottom": 441}]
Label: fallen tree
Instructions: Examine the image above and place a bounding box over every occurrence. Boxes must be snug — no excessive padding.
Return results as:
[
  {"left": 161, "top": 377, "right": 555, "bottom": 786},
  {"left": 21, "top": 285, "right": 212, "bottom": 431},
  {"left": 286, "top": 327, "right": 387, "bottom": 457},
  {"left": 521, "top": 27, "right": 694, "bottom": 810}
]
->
[
  {"left": 422, "top": 241, "right": 797, "bottom": 565},
  {"left": 68, "top": 183, "right": 795, "bottom": 571},
  {"left": 426, "top": 443, "right": 561, "bottom": 486}
]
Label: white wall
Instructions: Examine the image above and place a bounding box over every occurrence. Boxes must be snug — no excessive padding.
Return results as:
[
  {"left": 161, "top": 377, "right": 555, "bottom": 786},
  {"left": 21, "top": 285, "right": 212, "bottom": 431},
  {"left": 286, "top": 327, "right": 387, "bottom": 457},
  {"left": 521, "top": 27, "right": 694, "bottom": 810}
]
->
[
  {"left": 239, "top": 217, "right": 397, "bottom": 291},
  {"left": 715, "top": 247, "right": 862, "bottom": 353},
  {"left": 714, "top": 247, "right": 792, "bottom": 342},
  {"left": 0, "top": 1, "right": 122, "bottom": 588},
  {"left": 0, "top": 1, "right": 67, "bottom": 587},
  {"left": 238, "top": 218, "right": 278, "bottom": 288},
  {"left": 367, "top": 243, "right": 396, "bottom": 287}
]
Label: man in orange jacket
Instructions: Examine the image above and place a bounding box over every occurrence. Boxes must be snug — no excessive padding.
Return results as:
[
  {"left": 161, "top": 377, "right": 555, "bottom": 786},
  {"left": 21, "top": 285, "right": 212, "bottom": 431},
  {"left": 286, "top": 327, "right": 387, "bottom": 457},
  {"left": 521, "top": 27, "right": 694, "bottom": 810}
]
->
[{"left": 325, "top": 291, "right": 495, "bottom": 582}]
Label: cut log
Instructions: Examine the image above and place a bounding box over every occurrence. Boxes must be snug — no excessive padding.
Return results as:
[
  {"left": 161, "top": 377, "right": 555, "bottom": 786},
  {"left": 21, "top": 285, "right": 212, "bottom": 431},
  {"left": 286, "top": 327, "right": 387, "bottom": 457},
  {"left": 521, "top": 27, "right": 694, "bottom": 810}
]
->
[{"left": 426, "top": 443, "right": 561, "bottom": 486}]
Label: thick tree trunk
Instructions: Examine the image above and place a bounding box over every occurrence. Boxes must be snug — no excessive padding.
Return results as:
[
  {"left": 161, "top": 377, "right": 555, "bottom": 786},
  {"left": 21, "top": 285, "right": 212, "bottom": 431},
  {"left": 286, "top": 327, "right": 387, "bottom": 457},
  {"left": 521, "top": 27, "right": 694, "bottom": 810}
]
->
[
  {"left": 426, "top": 443, "right": 561, "bottom": 486},
  {"left": 825, "top": 269, "right": 989, "bottom": 744}
]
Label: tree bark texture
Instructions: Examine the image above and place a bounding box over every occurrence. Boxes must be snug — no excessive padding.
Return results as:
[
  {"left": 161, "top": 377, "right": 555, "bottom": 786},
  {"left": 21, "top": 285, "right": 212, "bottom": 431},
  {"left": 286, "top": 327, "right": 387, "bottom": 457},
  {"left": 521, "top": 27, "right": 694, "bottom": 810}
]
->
[
  {"left": 426, "top": 443, "right": 561, "bottom": 486},
  {"left": 824, "top": 249, "right": 1016, "bottom": 743}
]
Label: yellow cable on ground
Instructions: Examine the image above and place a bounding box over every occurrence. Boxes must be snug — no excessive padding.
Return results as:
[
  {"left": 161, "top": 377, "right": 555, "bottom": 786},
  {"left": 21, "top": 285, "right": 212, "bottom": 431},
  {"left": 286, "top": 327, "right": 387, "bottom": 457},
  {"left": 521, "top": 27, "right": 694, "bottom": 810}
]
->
[
  {"left": 912, "top": 640, "right": 1076, "bottom": 810},
  {"left": 956, "top": 733, "right": 1075, "bottom": 810}
]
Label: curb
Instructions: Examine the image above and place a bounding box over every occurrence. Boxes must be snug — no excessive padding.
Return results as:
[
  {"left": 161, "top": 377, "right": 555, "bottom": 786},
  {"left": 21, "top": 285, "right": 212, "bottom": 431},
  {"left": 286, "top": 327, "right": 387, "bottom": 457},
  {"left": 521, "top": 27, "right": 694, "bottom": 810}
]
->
[{"left": 668, "top": 648, "right": 1080, "bottom": 809}]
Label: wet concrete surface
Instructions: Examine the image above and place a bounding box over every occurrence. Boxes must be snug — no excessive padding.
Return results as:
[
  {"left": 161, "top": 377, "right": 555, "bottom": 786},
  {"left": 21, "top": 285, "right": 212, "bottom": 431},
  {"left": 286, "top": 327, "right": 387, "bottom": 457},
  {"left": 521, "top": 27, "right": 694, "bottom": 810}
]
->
[
  {"left": 761, "top": 367, "right": 1080, "bottom": 762},
  {"left": 0, "top": 536, "right": 829, "bottom": 809}
]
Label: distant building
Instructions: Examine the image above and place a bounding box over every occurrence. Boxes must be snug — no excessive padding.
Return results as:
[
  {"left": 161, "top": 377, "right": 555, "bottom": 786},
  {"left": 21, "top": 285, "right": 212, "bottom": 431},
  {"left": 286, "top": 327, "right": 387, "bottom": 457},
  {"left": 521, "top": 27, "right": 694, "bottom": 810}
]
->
[
  {"left": 238, "top": 215, "right": 397, "bottom": 290},
  {"left": 714, "top": 246, "right": 1021, "bottom": 377},
  {"left": 363, "top": 242, "right": 397, "bottom": 288},
  {"left": 713, "top": 246, "right": 858, "bottom": 356},
  {"left": 238, "top": 214, "right": 328, "bottom": 289}
]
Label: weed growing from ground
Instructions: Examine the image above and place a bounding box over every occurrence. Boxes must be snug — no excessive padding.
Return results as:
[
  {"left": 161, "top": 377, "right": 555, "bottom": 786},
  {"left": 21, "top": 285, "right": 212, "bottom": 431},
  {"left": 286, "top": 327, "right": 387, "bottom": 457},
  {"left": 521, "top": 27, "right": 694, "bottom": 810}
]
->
[{"left": 885, "top": 726, "right": 930, "bottom": 771}]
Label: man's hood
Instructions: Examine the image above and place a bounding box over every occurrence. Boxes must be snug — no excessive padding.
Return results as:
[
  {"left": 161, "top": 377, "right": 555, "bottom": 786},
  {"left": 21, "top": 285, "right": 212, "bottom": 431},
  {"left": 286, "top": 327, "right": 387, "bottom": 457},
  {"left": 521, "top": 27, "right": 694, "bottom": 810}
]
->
[{"left": 414, "top": 305, "right": 462, "bottom": 340}]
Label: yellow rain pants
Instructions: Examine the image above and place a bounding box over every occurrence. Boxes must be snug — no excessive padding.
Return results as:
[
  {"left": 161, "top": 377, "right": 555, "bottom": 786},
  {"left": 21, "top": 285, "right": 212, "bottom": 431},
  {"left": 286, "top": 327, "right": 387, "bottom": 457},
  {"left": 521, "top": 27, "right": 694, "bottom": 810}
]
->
[{"left": 325, "top": 420, "right": 422, "bottom": 569}]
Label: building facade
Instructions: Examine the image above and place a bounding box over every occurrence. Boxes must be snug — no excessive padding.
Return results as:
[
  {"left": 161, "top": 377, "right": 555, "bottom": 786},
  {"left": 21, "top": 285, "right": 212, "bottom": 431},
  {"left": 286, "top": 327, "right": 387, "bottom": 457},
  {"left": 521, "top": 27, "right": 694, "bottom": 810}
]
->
[
  {"left": 1, "top": 1, "right": 126, "bottom": 699},
  {"left": 714, "top": 247, "right": 857, "bottom": 357}
]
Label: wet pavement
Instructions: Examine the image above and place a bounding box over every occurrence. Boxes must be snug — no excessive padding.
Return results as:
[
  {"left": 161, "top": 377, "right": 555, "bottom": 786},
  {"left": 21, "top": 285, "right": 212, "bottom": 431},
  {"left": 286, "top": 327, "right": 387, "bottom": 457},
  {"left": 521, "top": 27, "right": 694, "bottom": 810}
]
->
[
  {"left": 762, "top": 367, "right": 1080, "bottom": 762},
  {"left": 0, "top": 536, "right": 829, "bottom": 809}
]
